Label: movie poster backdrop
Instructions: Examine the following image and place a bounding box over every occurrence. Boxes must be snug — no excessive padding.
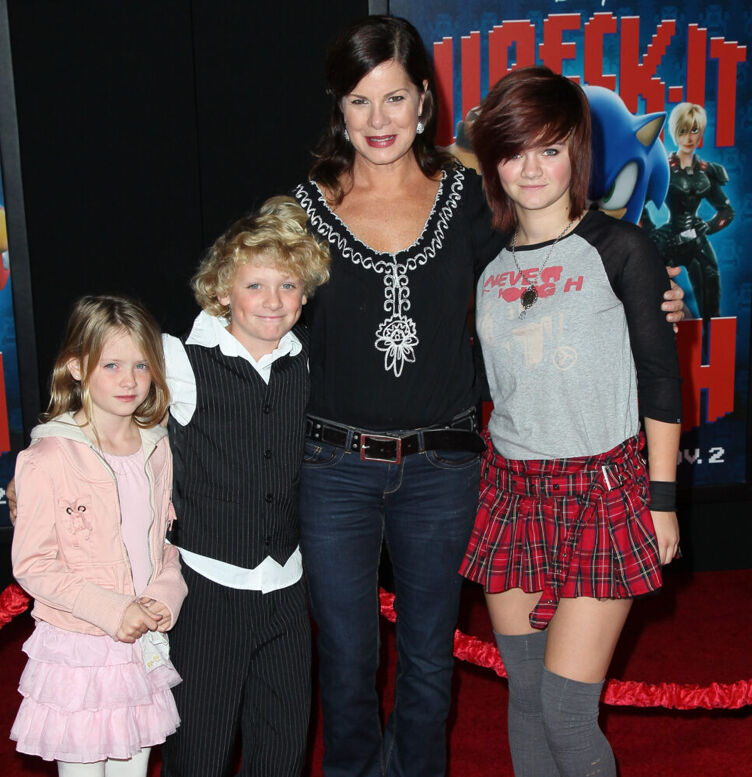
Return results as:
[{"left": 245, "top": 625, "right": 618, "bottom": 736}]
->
[
  {"left": 0, "top": 162, "right": 24, "bottom": 526},
  {"left": 391, "top": 0, "right": 750, "bottom": 489}
]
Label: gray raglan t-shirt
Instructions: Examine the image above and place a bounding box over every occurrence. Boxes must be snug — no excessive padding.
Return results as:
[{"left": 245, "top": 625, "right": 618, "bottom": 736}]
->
[{"left": 477, "top": 210, "right": 682, "bottom": 461}]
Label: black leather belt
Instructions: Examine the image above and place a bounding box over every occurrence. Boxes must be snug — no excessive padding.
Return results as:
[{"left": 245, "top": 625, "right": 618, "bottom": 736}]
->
[{"left": 305, "top": 410, "right": 485, "bottom": 464}]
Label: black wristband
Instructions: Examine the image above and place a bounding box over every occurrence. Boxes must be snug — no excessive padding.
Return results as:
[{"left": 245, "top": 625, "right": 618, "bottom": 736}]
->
[{"left": 649, "top": 480, "right": 676, "bottom": 512}]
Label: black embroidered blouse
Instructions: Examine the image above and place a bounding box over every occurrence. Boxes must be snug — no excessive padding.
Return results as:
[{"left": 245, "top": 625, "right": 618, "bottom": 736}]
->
[{"left": 294, "top": 166, "right": 505, "bottom": 431}]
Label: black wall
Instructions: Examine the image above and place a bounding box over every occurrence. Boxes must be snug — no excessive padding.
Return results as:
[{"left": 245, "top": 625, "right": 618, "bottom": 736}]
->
[{"left": 6, "top": 0, "right": 368, "bottom": 400}]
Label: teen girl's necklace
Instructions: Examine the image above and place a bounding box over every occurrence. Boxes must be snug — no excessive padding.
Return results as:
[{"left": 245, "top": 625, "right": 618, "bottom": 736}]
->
[{"left": 509, "top": 219, "right": 574, "bottom": 319}]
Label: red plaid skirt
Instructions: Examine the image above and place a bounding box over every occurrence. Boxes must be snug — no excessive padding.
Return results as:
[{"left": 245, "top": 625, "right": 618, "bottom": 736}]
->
[{"left": 459, "top": 433, "right": 663, "bottom": 629}]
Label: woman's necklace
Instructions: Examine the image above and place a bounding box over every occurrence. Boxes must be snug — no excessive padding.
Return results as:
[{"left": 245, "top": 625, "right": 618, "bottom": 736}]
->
[{"left": 509, "top": 219, "right": 574, "bottom": 319}]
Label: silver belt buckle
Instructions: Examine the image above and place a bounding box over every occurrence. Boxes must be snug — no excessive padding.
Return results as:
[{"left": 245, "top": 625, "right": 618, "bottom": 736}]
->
[{"left": 360, "top": 434, "right": 402, "bottom": 463}]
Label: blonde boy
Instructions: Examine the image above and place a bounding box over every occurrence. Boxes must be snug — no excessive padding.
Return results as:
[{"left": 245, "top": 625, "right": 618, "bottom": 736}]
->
[{"left": 161, "top": 196, "right": 329, "bottom": 777}]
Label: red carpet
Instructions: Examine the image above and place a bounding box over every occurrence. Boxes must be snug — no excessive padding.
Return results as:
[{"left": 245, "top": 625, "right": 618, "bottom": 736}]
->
[{"left": 2, "top": 569, "right": 750, "bottom": 776}]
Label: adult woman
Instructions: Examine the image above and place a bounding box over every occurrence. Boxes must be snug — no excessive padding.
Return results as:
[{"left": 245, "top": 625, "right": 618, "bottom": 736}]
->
[
  {"left": 293, "top": 17, "right": 502, "bottom": 777},
  {"left": 648, "top": 102, "right": 734, "bottom": 321},
  {"left": 460, "top": 67, "right": 682, "bottom": 777},
  {"left": 292, "top": 16, "right": 684, "bottom": 777}
]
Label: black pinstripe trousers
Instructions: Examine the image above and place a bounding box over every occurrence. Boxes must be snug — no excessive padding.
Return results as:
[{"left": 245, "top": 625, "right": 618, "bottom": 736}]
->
[{"left": 161, "top": 565, "right": 311, "bottom": 777}]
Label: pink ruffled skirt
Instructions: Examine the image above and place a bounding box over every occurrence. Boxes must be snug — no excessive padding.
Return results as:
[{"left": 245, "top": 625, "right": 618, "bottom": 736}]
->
[{"left": 11, "top": 621, "right": 182, "bottom": 763}]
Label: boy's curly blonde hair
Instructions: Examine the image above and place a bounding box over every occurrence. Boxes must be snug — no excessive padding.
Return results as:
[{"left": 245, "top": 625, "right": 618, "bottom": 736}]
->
[{"left": 192, "top": 195, "right": 331, "bottom": 318}]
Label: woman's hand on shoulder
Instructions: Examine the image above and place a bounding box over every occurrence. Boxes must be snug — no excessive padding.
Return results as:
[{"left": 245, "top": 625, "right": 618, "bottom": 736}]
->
[
  {"left": 651, "top": 510, "right": 680, "bottom": 565},
  {"left": 663, "top": 266, "right": 687, "bottom": 330}
]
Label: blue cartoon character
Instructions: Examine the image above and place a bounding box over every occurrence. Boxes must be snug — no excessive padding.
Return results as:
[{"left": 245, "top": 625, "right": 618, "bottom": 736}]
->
[{"left": 585, "top": 84, "right": 669, "bottom": 224}]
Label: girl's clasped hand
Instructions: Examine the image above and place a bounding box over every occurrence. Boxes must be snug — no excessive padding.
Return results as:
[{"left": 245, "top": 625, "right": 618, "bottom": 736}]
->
[{"left": 116, "top": 598, "right": 172, "bottom": 642}]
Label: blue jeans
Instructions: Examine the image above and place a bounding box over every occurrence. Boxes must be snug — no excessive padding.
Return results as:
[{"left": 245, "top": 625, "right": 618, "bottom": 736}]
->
[{"left": 300, "top": 437, "right": 480, "bottom": 777}]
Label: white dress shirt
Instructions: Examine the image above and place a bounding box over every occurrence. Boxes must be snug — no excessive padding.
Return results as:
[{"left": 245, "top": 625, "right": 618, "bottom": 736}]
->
[{"left": 162, "top": 311, "right": 303, "bottom": 593}]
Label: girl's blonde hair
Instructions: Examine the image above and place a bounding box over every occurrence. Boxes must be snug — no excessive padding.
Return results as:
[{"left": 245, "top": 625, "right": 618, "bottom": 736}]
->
[
  {"left": 43, "top": 295, "right": 169, "bottom": 429},
  {"left": 192, "top": 195, "right": 331, "bottom": 318}
]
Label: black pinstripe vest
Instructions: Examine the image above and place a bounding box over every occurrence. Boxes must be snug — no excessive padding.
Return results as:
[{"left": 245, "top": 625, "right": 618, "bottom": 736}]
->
[{"left": 168, "top": 326, "right": 309, "bottom": 568}]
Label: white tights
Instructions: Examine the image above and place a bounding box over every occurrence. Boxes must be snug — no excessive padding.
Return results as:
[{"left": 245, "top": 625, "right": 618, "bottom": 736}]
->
[{"left": 57, "top": 748, "right": 151, "bottom": 777}]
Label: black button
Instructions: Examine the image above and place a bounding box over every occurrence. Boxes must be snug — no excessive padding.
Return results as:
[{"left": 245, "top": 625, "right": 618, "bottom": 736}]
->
[
  {"left": 263, "top": 404, "right": 271, "bottom": 414},
  {"left": 264, "top": 449, "right": 272, "bottom": 459},
  {"left": 265, "top": 493, "right": 273, "bottom": 503},
  {"left": 265, "top": 535, "right": 271, "bottom": 546}
]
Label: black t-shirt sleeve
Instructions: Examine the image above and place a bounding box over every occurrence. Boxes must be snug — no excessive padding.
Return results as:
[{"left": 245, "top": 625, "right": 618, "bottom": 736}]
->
[{"left": 604, "top": 219, "right": 682, "bottom": 424}]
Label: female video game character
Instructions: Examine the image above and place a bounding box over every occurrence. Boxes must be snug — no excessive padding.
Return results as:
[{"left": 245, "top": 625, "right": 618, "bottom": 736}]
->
[{"left": 648, "top": 103, "right": 734, "bottom": 321}]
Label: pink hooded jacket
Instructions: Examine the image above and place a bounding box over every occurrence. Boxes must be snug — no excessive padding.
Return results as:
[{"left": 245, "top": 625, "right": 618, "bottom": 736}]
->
[{"left": 12, "top": 413, "right": 187, "bottom": 639}]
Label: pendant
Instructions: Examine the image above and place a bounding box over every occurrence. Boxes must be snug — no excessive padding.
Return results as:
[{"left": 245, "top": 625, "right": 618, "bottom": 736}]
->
[{"left": 519, "top": 284, "right": 538, "bottom": 319}]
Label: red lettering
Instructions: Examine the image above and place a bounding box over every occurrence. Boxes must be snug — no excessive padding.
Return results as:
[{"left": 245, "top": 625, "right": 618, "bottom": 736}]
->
[
  {"left": 540, "top": 14, "right": 581, "bottom": 75},
  {"left": 584, "top": 13, "right": 617, "bottom": 90},
  {"left": 501, "top": 287, "right": 522, "bottom": 302},
  {"left": 563, "top": 276, "right": 584, "bottom": 292},
  {"left": 489, "top": 21, "right": 536, "bottom": 85},
  {"left": 461, "top": 32, "right": 481, "bottom": 118},
  {"left": 619, "top": 18, "right": 675, "bottom": 113},
  {"left": 433, "top": 38, "right": 454, "bottom": 146},
  {"left": 675, "top": 318, "right": 735, "bottom": 430},
  {"left": 538, "top": 282, "right": 556, "bottom": 299},
  {"left": 667, "top": 84, "right": 684, "bottom": 104},
  {"left": 686, "top": 25, "right": 707, "bottom": 106},
  {"left": 710, "top": 37, "right": 747, "bottom": 146},
  {"left": 485, "top": 272, "right": 534, "bottom": 289},
  {"left": 537, "top": 266, "right": 562, "bottom": 298},
  {"left": 436, "top": 16, "right": 743, "bottom": 153}
]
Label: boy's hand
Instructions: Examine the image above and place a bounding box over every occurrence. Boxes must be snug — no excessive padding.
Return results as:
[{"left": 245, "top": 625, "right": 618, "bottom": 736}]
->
[
  {"left": 139, "top": 597, "right": 172, "bottom": 632},
  {"left": 116, "top": 601, "right": 159, "bottom": 643}
]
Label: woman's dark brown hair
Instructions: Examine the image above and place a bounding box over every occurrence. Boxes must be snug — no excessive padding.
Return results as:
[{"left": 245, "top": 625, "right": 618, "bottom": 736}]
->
[
  {"left": 309, "top": 15, "right": 454, "bottom": 205},
  {"left": 471, "top": 66, "right": 592, "bottom": 233}
]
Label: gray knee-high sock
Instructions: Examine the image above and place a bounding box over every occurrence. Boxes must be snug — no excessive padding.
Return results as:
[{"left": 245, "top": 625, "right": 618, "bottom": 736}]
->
[
  {"left": 541, "top": 667, "right": 616, "bottom": 777},
  {"left": 495, "top": 631, "right": 560, "bottom": 777}
]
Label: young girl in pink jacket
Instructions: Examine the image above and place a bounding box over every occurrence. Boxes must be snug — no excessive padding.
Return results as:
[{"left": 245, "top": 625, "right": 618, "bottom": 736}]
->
[{"left": 10, "top": 295, "right": 188, "bottom": 777}]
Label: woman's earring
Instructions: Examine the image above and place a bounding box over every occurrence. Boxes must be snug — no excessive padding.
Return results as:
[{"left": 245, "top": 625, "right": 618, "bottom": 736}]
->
[
  {"left": 416, "top": 120, "right": 425, "bottom": 135},
  {"left": 344, "top": 127, "right": 350, "bottom": 142}
]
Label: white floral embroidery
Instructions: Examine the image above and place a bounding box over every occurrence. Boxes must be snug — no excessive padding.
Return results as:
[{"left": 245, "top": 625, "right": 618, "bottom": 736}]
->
[{"left": 294, "top": 171, "right": 464, "bottom": 377}]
